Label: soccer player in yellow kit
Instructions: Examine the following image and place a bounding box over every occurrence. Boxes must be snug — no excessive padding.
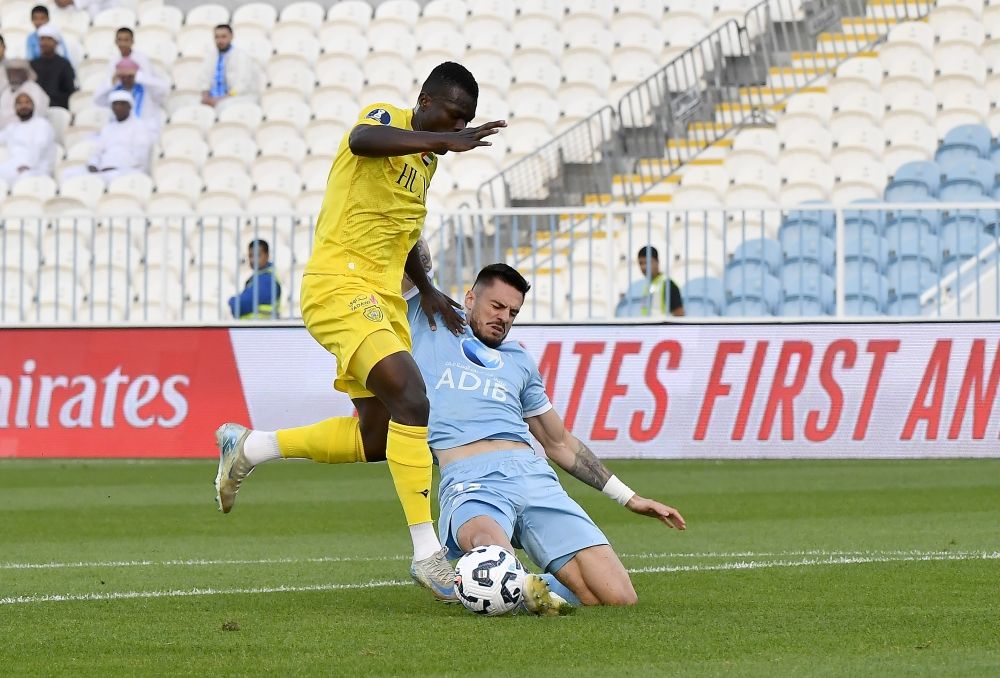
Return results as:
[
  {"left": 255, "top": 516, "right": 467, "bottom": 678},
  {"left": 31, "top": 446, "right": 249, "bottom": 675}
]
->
[{"left": 214, "top": 63, "right": 505, "bottom": 601}]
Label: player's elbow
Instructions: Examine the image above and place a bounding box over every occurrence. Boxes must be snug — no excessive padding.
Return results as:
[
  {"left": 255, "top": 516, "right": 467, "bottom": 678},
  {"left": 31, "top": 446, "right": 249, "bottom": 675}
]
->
[{"left": 348, "top": 127, "right": 377, "bottom": 157}]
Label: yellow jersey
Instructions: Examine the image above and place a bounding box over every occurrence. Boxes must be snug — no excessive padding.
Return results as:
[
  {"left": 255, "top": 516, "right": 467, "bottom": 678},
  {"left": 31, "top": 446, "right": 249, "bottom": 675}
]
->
[{"left": 306, "top": 102, "right": 438, "bottom": 292}]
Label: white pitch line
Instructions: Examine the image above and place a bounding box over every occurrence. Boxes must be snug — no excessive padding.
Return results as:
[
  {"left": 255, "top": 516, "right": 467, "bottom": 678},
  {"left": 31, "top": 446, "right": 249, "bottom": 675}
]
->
[
  {"left": 628, "top": 551, "right": 1000, "bottom": 575},
  {"left": 3, "top": 552, "right": 998, "bottom": 606},
  {"left": 0, "top": 549, "right": 993, "bottom": 571}
]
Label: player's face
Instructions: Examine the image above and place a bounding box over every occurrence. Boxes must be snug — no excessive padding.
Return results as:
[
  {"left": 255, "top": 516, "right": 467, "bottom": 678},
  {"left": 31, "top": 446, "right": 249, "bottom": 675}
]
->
[
  {"left": 465, "top": 280, "right": 523, "bottom": 349},
  {"left": 416, "top": 87, "right": 476, "bottom": 134}
]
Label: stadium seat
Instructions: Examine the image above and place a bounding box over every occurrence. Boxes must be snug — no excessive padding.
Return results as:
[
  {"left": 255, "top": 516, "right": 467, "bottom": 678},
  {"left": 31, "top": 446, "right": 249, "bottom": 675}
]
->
[
  {"left": 880, "top": 20, "right": 934, "bottom": 64},
  {"left": 844, "top": 264, "right": 889, "bottom": 311},
  {"left": 725, "top": 128, "right": 780, "bottom": 174},
  {"left": 833, "top": 161, "right": 888, "bottom": 203},
  {"left": 884, "top": 122, "right": 938, "bottom": 171},
  {"left": 782, "top": 266, "right": 835, "bottom": 313},
  {"left": 232, "top": 3, "right": 277, "bottom": 32},
  {"left": 59, "top": 174, "right": 106, "bottom": 211},
  {"left": 683, "top": 276, "right": 725, "bottom": 315},
  {"left": 780, "top": 162, "right": 834, "bottom": 204},
  {"left": 185, "top": 4, "right": 231, "bottom": 29},
  {"left": 887, "top": 259, "right": 938, "bottom": 299},
  {"left": 884, "top": 222, "right": 940, "bottom": 266},
  {"left": 731, "top": 237, "right": 782, "bottom": 275},
  {"left": 932, "top": 54, "right": 987, "bottom": 102},
  {"left": 940, "top": 218, "right": 992, "bottom": 263},
  {"left": 724, "top": 261, "right": 781, "bottom": 311},
  {"left": 831, "top": 125, "right": 886, "bottom": 172},
  {"left": 279, "top": 2, "right": 325, "bottom": 30},
  {"left": 885, "top": 160, "right": 942, "bottom": 200},
  {"left": 936, "top": 90, "right": 991, "bottom": 138},
  {"left": 326, "top": 0, "right": 373, "bottom": 31},
  {"left": 886, "top": 297, "right": 924, "bottom": 317},
  {"left": 940, "top": 159, "right": 998, "bottom": 199},
  {"left": 882, "top": 86, "right": 937, "bottom": 129},
  {"left": 881, "top": 53, "right": 935, "bottom": 100},
  {"left": 828, "top": 56, "right": 882, "bottom": 100},
  {"left": 936, "top": 124, "right": 993, "bottom": 168},
  {"left": 780, "top": 225, "right": 835, "bottom": 273},
  {"left": 724, "top": 298, "right": 771, "bottom": 317},
  {"left": 829, "top": 90, "right": 885, "bottom": 137}
]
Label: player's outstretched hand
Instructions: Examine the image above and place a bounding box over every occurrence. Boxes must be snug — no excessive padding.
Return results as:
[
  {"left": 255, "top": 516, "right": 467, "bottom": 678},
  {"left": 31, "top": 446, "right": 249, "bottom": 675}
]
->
[
  {"left": 421, "top": 289, "right": 466, "bottom": 335},
  {"left": 626, "top": 495, "right": 686, "bottom": 530},
  {"left": 442, "top": 120, "right": 507, "bottom": 153}
]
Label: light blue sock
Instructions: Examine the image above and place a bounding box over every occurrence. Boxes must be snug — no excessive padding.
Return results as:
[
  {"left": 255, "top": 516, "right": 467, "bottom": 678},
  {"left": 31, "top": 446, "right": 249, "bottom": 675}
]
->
[{"left": 540, "top": 573, "right": 581, "bottom": 606}]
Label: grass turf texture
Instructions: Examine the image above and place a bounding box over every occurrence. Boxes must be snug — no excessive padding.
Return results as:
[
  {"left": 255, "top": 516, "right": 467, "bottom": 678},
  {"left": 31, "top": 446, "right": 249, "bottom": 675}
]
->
[{"left": 2, "top": 459, "right": 999, "bottom": 677}]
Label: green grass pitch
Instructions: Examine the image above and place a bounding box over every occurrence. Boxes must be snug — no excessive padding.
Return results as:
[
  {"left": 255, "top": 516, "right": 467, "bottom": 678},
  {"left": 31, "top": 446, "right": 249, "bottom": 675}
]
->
[{"left": 2, "top": 458, "right": 999, "bottom": 677}]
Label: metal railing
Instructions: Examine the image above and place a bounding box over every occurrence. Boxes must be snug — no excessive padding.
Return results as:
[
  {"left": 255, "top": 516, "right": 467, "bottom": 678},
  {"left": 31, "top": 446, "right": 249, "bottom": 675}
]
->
[
  {"left": 481, "top": 0, "right": 935, "bottom": 207},
  {"left": 4, "top": 202, "right": 999, "bottom": 324}
]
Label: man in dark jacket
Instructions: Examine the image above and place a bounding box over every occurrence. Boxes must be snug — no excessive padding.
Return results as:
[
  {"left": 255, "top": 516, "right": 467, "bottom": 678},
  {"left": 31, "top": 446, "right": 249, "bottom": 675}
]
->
[{"left": 30, "top": 24, "right": 75, "bottom": 109}]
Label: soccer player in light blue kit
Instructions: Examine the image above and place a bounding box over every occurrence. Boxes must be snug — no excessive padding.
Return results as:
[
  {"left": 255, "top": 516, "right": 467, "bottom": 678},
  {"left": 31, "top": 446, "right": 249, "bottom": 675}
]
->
[{"left": 404, "top": 262, "right": 686, "bottom": 610}]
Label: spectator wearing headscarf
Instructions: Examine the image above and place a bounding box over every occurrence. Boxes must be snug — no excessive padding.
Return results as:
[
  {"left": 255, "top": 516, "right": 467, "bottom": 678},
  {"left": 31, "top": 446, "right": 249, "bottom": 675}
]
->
[
  {"left": 0, "top": 88, "right": 56, "bottom": 182},
  {"left": 29, "top": 24, "right": 76, "bottom": 109},
  {"left": 0, "top": 59, "right": 50, "bottom": 129},
  {"left": 84, "top": 90, "right": 153, "bottom": 184},
  {"left": 94, "top": 56, "right": 167, "bottom": 133}
]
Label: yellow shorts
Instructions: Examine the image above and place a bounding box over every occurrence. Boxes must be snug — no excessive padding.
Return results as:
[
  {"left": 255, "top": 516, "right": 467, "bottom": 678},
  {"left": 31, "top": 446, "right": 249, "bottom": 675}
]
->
[{"left": 300, "top": 273, "right": 411, "bottom": 399}]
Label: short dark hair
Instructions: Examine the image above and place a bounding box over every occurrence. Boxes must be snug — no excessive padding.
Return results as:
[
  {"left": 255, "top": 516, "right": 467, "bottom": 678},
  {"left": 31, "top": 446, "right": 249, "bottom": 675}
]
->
[
  {"left": 473, "top": 263, "right": 530, "bottom": 296},
  {"left": 31, "top": 5, "right": 48, "bottom": 17},
  {"left": 116, "top": 27, "right": 134, "bottom": 37},
  {"left": 422, "top": 61, "right": 478, "bottom": 101},
  {"left": 638, "top": 245, "right": 659, "bottom": 261},
  {"left": 215, "top": 23, "right": 233, "bottom": 34},
  {"left": 248, "top": 239, "right": 269, "bottom": 254}
]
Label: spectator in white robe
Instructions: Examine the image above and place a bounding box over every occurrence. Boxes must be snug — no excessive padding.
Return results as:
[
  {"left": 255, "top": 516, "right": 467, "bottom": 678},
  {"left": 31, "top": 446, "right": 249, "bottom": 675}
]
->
[
  {"left": 0, "top": 90, "right": 56, "bottom": 181},
  {"left": 85, "top": 90, "right": 152, "bottom": 185},
  {"left": 94, "top": 56, "right": 166, "bottom": 133},
  {"left": 0, "top": 59, "right": 50, "bottom": 129},
  {"left": 53, "top": 0, "right": 135, "bottom": 19}
]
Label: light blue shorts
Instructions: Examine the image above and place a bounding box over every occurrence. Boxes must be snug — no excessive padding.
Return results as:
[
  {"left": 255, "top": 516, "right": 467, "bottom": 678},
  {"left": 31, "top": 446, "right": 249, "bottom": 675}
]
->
[{"left": 438, "top": 449, "right": 609, "bottom": 574}]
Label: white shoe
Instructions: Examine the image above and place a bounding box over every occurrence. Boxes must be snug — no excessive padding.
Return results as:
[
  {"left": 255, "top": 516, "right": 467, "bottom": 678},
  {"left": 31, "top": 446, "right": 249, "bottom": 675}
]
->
[
  {"left": 521, "top": 574, "right": 575, "bottom": 616},
  {"left": 410, "top": 547, "right": 459, "bottom": 602},
  {"left": 214, "top": 423, "right": 253, "bottom": 513}
]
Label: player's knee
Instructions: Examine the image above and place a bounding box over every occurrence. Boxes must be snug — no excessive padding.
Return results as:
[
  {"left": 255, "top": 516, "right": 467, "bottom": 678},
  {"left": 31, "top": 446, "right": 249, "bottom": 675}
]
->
[
  {"left": 600, "top": 578, "right": 638, "bottom": 606},
  {"left": 390, "top": 386, "right": 429, "bottom": 425}
]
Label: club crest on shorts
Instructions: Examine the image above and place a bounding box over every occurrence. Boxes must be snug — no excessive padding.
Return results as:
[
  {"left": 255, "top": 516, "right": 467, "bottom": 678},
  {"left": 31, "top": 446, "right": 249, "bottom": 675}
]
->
[
  {"left": 461, "top": 338, "right": 503, "bottom": 370},
  {"left": 364, "top": 305, "right": 384, "bottom": 322},
  {"left": 366, "top": 108, "right": 391, "bottom": 125}
]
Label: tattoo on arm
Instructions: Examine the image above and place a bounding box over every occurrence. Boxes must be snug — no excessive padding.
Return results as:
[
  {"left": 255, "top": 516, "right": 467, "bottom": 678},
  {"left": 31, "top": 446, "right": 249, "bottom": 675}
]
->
[{"left": 569, "top": 439, "right": 613, "bottom": 491}]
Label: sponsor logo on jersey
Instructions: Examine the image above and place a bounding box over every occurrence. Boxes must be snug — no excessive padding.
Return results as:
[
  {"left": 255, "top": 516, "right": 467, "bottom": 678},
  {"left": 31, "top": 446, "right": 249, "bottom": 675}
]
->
[
  {"left": 461, "top": 338, "right": 503, "bottom": 370},
  {"left": 366, "top": 108, "right": 391, "bottom": 125}
]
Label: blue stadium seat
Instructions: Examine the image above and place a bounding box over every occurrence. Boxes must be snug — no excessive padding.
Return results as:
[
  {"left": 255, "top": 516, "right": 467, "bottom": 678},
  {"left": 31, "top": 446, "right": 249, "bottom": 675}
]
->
[
  {"left": 940, "top": 159, "right": 998, "bottom": 200},
  {"left": 779, "top": 225, "right": 835, "bottom": 273},
  {"left": 886, "top": 204, "right": 942, "bottom": 233},
  {"left": 884, "top": 160, "right": 941, "bottom": 200},
  {"left": 845, "top": 229, "right": 887, "bottom": 268},
  {"left": 843, "top": 199, "right": 885, "bottom": 235},
  {"left": 779, "top": 298, "right": 825, "bottom": 316},
  {"left": 935, "top": 124, "right": 992, "bottom": 169},
  {"left": 884, "top": 221, "right": 939, "bottom": 266},
  {"left": 844, "top": 263, "right": 889, "bottom": 309},
  {"left": 991, "top": 143, "right": 1000, "bottom": 171},
  {"left": 684, "top": 299, "right": 720, "bottom": 317},
  {"left": 731, "top": 237, "right": 782, "bottom": 274},
  {"left": 886, "top": 297, "right": 924, "bottom": 316},
  {"left": 782, "top": 266, "right": 835, "bottom": 311},
  {"left": 886, "top": 259, "right": 937, "bottom": 297},
  {"left": 683, "top": 276, "right": 725, "bottom": 314},
  {"left": 940, "top": 218, "right": 992, "bottom": 263},
  {"left": 844, "top": 297, "right": 882, "bottom": 316},
  {"left": 724, "top": 299, "right": 771, "bottom": 317},
  {"left": 784, "top": 201, "right": 835, "bottom": 236},
  {"left": 724, "top": 262, "right": 781, "bottom": 311}
]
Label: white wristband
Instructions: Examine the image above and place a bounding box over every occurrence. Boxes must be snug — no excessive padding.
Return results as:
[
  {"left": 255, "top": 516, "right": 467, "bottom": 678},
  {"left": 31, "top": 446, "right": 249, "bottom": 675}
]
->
[{"left": 602, "top": 475, "right": 636, "bottom": 506}]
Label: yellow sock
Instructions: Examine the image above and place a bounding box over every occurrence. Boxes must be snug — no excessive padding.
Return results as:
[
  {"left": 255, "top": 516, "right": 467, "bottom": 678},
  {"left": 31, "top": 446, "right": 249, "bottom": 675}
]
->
[
  {"left": 386, "top": 420, "right": 433, "bottom": 526},
  {"left": 276, "top": 417, "right": 366, "bottom": 464}
]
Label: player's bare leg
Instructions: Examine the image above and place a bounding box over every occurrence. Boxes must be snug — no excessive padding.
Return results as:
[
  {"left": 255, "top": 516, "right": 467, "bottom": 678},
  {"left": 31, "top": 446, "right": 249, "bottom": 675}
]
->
[
  {"left": 457, "top": 515, "right": 574, "bottom": 616},
  {"left": 365, "top": 349, "right": 456, "bottom": 601},
  {"left": 553, "top": 545, "right": 638, "bottom": 606}
]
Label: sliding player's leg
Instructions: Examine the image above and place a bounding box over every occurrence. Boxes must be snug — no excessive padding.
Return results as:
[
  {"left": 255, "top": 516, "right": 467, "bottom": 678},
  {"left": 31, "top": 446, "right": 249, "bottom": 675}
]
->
[
  {"left": 514, "top": 454, "right": 634, "bottom": 606},
  {"left": 441, "top": 452, "right": 574, "bottom": 616},
  {"left": 550, "top": 546, "right": 637, "bottom": 606}
]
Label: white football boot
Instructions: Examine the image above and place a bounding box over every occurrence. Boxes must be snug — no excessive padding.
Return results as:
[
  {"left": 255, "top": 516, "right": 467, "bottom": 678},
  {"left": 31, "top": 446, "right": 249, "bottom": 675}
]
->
[
  {"left": 214, "top": 423, "right": 254, "bottom": 513},
  {"left": 410, "top": 547, "right": 460, "bottom": 602}
]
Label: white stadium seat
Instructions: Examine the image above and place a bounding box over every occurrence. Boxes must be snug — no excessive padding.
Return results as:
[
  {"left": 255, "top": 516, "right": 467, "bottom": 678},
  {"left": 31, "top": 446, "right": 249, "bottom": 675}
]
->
[
  {"left": 832, "top": 160, "right": 887, "bottom": 204},
  {"left": 185, "top": 4, "right": 230, "bottom": 30},
  {"left": 374, "top": 0, "right": 421, "bottom": 28},
  {"left": 232, "top": 2, "right": 277, "bottom": 32},
  {"left": 780, "top": 161, "right": 834, "bottom": 204},
  {"left": 59, "top": 174, "right": 106, "bottom": 210},
  {"left": 936, "top": 89, "right": 991, "bottom": 136},
  {"left": 93, "top": 7, "right": 137, "bottom": 29},
  {"left": 831, "top": 125, "right": 886, "bottom": 175},
  {"left": 138, "top": 5, "right": 184, "bottom": 33},
  {"left": 279, "top": 1, "right": 324, "bottom": 30},
  {"left": 830, "top": 90, "right": 885, "bottom": 135},
  {"left": 884, "top": 121, "right": 939, "bottom": 172}
]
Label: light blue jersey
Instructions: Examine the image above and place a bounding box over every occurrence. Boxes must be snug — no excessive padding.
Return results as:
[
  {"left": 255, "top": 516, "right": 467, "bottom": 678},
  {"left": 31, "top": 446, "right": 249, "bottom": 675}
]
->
[{"left": 405, "top": 292, "right": 552, "bottom": 451}]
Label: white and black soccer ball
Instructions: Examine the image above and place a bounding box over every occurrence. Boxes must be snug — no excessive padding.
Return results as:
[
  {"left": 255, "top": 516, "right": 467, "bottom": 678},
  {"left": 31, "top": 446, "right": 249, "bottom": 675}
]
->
[{"left": 454, "top": 545, "right": 526, "bottom": 616}]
